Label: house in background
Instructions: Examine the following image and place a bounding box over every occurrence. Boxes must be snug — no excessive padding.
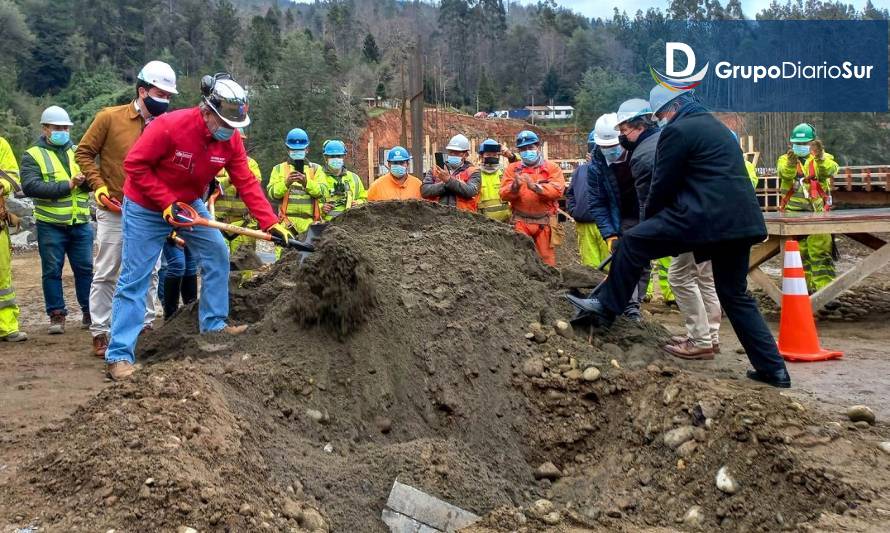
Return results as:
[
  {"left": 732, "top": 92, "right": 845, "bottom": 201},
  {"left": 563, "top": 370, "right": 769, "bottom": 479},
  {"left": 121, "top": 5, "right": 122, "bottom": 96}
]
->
[{"left": 526, "top": 105, "right": 575, "bottom": 120}]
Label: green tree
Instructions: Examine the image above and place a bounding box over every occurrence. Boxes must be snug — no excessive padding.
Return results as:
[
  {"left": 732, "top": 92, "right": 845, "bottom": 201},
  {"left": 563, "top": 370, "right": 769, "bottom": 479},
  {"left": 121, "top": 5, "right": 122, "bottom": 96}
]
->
[
  {"left": 477, "top": 70, "right": 497, "bottom": 111},
  {"left": 574, "top": 67, "right": 642, "bottom": 129},
  {"left": 541, "top": 67, "right": 560, "bottom": 104},
  {"left": 245, "top": 15, "right": 281, "bottom": 81},
  {"left": 362, "top": 33, "right": 381, "bottom": 63},
  {"left": 211, "top": 0, "right": 241, "bottom": 60}
]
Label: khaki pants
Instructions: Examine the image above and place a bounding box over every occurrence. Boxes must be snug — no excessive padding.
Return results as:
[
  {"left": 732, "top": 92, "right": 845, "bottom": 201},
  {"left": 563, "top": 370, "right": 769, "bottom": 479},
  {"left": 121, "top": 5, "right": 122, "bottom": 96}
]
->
[
  {"left": 89, "top": 209, "right": 160, "bottom": 337},
  {"left": 668, "top": 252, "right": 721, "bottom": 348}
]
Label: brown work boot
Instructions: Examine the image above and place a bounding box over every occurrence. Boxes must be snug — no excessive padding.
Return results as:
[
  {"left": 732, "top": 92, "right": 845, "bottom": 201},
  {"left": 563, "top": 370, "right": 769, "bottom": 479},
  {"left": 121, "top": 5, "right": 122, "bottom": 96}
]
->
[
  {"left": 92, "top": 334, "right": 109, "bottom": 358},
  {"left": 48, "top": 311, "right": 65, "bottom": 335},
  {"left": 81, "top": 311, "right": 91, "bottom": 330},
  {"left": 223, "top": 324, "right": 248, "bottom": 336},
  {"left": 107, "top": 361, "right": 135, "bottom": 381},
  {"left": 662, "top": 340, "right": 715, "bottom": 360},
  {"left": 712, "top": 342, "right": 721, "bottom": 354},
  {"left": 670, "top": 335, "right": 688, "bottom": 345}
]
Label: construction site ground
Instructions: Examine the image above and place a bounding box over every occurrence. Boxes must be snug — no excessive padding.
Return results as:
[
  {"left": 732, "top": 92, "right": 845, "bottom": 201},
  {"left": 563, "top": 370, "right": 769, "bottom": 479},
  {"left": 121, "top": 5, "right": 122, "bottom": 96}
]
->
[{"left": 1, "top": 206, "right": 889, "bottom": 532}]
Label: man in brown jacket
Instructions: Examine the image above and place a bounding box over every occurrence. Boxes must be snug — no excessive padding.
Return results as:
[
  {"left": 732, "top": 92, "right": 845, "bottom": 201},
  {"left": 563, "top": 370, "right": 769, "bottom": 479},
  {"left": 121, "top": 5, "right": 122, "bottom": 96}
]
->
[{"left": 76, "top": 60, "right": 178, "bottom": 357}]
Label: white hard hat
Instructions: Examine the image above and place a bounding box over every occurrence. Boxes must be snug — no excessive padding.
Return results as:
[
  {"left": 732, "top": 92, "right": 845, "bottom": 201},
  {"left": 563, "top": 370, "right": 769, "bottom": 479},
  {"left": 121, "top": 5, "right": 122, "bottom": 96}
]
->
[
  {"left": 203, "top": 78, "right": 250, "bottom": 128},
  {"left": 445, "top": 134, "right": 470, "bottom": 152},
  {"left": 40, "top": 105, "right": 73, "bottom": 126},
  {"left": 615, "top": 98, "right": 652, "bottom": 129},
  {"left": 649, "top": 84, "right": 692, "bottom": 116},
  {"left": 138, "top": 60, "right": 178, "bottom": 95},
  {"left": 593, "top": 113, "right": 620, "bottom": 147}
]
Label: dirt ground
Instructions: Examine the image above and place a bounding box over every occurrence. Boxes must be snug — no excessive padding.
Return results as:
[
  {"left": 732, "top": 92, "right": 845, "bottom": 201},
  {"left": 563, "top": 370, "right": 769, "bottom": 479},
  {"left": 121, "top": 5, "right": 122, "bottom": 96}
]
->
[{"left": 1, "top": 208, "right": 890, "bottom": 532}]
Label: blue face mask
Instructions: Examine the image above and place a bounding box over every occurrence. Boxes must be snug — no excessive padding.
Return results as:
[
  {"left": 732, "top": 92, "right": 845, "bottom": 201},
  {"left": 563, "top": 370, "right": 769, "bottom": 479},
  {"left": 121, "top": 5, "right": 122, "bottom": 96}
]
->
[
  {"left": 49, "top": 130, "right": 70, "bottom": 146},
  {"left": 390, "top": 164, "right": 407, "bottom": 178},
  {"left": 327, "top": 158, "right": 344, "bottom": 171},
  {"left": 445, "top": 155, "right": 462, "bottom": 168},
  {"left": 520, "top": 149, "right": 539, "bottom": 165},
  {"left": 657, "top": 117, "right": 669, "bottom": 128},
  {"left": 213, "top": 126, "right": 234, "bottom": 142},
  {"left": 289, "top": 149, "right": 306, "bottom": 161},
  {"left": 792, "top": 144, "right": 811, "bottom": 157},
  {"left": 601, "top": 146, "right": 625, "bottom": 165}
]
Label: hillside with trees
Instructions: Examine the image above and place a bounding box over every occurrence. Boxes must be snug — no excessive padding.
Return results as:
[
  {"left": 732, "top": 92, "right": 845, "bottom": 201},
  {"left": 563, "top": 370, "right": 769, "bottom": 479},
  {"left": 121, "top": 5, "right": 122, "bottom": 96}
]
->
[{"left": 0, "top": 0, "right": 888, "bottom": 173}]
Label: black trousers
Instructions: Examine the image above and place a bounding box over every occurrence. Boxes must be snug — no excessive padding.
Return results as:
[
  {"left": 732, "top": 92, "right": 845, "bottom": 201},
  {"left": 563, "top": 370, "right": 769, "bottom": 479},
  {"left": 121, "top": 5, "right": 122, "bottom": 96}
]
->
[{"left": 600, "top": 224, "right": 787, "bottom": 376}]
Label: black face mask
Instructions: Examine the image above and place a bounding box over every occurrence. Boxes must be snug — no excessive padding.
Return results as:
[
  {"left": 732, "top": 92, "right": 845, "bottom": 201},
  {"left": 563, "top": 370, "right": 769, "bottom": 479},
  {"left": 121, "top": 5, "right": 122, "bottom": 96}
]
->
[
  {"left": 143, "top": 95, "right": 170, "bottom": 117},
  {"left": 483, "top": 157, "right": 499, "bottom": 166},
  {"left": 618, "top": 134, "right": 638, "bottom": 152}
]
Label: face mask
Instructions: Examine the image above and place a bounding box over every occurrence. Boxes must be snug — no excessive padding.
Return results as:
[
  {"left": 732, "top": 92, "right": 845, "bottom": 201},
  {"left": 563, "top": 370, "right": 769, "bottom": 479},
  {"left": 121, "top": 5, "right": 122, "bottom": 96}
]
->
[
  {"left": 482, "top": 157, "right": 499, "bottom": 166},
  {"left": 213, "top": 125, "right": 234, "bottom": 141},
  {"left": 601, "top": 146, "right": 624, "bottom": 165},
  {"left": 445, "top": 155, "right": 462, "bottom": 168},
  {"left": 143, "top": 95, "right": 169, "bottom": 117},
  {"left": 289, "top": 149, "right": 306, "bottom": 161},
  {"left": 657, "top": 117, "right": 669, "bottom": 128},
  {"left": 327, "top": 158, "right": 344, "bottom": 171},
  {"left": 49, "top": 130, "right": 70, "bottom": 146},
  {"left": 390, "top": 164, "right": 407, "bottom": 178},
  {"left": 618, "top": 134, "right": 639, "bottom": 152},
  {"left": 520, "top": 150, "right": 538, "bottom": 165},
  {"left": 792, "top": 144, "right": 811, "bottom": 157}
]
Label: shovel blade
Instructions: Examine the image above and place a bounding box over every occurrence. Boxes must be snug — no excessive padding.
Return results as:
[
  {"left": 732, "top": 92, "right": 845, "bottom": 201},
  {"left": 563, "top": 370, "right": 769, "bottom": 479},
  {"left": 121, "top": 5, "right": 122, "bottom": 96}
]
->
[{"left": 381, "top": 481, "right": 479, "bottom": 532}]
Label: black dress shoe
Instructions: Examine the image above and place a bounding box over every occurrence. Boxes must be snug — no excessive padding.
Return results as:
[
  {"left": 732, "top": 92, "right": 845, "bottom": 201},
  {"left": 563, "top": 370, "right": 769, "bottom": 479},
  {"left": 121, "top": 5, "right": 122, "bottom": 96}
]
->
[
  {"left": 746, "top": 369, "right": 791, "bottom": 388},
  {"left": 565, "top": 294, "right": 616, "bottom": 327}
]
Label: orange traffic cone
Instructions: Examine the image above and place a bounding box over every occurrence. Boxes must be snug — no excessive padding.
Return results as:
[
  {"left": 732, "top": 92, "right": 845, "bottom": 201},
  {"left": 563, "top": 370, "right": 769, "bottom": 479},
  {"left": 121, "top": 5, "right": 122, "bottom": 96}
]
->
[{"left": 777, "top": 240, "right": 843, "bottom": 362}]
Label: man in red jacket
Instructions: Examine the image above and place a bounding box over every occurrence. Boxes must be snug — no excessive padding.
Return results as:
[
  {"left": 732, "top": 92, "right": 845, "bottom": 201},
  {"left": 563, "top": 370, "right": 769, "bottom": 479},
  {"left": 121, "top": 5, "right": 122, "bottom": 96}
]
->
[
  {"left": 105, "top": 74, "right": 292, "bottom": 380},
  {"left": 500, "top": 130, "right": 565, "bottom": 266}
]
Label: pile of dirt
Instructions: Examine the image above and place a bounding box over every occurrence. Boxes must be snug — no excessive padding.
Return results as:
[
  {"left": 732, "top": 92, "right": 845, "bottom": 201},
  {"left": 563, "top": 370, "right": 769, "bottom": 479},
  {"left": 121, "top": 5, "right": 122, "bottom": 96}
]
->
[{"left": 1, "top": 201, "right": 888, "bottom": 532}]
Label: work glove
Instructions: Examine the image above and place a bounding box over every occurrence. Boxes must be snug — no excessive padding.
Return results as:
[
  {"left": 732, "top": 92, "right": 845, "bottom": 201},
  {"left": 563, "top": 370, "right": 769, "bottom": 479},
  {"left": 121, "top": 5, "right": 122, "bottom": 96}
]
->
[
  {"left": 265, "top": 222, "right": 293, "bottom": 245},
  {"left": 0, "top": 180, "right": 10, "bottom": 196},
  {"left": 785, "top": 149, "right": 798, "bottom": 165},
  {"left": 606, "top": 236, "right": 618, "bottom": 253},
  {"left": 811, "top": 139, "right": 824, "bottom": 160},
  {"left": 166, "top": 231, "right": 186, "bottom": 248},
  {"left": 163, "top": 203, "right": 189, "bottom": 225}
]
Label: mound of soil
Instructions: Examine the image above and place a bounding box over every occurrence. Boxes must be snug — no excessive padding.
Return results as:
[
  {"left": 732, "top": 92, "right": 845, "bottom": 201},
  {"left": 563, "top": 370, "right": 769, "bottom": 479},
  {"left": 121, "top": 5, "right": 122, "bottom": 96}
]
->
[{"left": 1, "top": 202, "right": 887, "bottom": 532}]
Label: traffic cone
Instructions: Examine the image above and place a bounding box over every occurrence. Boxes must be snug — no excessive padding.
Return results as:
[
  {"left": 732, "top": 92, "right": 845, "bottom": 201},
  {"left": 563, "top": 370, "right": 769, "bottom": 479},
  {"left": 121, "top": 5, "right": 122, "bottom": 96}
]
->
[{"left": 777, "top": 240, "right": 843, "bottom": 362}]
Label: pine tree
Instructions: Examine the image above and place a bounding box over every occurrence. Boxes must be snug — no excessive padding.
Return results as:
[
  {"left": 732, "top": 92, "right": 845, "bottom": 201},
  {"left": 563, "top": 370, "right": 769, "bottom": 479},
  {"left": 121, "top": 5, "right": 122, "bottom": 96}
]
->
[{"left": 362, "top": 33, "right": 381, "bottom": 63}]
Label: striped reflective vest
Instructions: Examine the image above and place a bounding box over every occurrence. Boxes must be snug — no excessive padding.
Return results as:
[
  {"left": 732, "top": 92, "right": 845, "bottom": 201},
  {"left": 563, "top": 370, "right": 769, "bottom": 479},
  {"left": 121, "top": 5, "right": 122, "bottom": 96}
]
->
[
  {"left": 478, "top": 168, "right": 510, "bottom": 221},
  {"left": 25, "top": 145, "right": 89, "bottom": 225},
  {"left": 315, "top": 166, "right": 367, "bottom": 221},
  {"left": 214, "top": 157, "right": 262, "bottom": 222}
]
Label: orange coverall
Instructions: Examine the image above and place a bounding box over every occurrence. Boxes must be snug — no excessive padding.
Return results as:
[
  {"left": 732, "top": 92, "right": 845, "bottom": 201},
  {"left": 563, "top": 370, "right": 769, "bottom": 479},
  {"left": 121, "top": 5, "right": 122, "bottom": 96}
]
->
[{"left": 499, "top": 159, "right": 565, "bottom": 266}]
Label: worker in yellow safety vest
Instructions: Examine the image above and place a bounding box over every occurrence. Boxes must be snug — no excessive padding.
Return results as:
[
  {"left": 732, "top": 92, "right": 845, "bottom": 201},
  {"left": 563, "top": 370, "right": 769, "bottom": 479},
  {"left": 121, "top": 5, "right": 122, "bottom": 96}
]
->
[
  {"left": 776, "top": 123, "right": 838, "bottom": 292},
  {"left": 20, "top": 106, "right": 93, "bottom": 334},
  {"left": 0, "top": 136, "right": 26, "bottom": 341},
  {"left": 476, "top": 138, "right": 514, "bottom": 222},
  {"left": 266, "top": 128, "right": 325, "bottom": 258},
  {"left": 316, "top": 139, "right": 366, "bottom": 221},
  {"left": 213, "top": 127, "right": 262, "bottom": 254}
]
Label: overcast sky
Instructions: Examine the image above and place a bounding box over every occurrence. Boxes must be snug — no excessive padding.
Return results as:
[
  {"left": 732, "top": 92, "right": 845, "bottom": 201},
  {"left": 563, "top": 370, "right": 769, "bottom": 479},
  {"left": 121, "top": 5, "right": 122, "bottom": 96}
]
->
[{"left": 526, "top": 0, "right": 889, "bottom": 19}]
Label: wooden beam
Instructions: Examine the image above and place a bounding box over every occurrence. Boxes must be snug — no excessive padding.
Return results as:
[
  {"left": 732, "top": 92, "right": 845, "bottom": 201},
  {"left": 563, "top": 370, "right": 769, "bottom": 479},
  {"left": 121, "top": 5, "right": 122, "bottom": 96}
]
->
[
  {"left": 367, "top": 132, "right": 375, "bottom": 184},
  {"left": 748, "top": 267, "right": 784, "bottom": 307},
  {"left": 749, "top": 236, "right": 781, "bottom": 270},
  {"left": 810, "top": 243, "right": 890, "bottom": 312},
  {"left": 846, "top": 232, "right": 887, "bottom": 251}
]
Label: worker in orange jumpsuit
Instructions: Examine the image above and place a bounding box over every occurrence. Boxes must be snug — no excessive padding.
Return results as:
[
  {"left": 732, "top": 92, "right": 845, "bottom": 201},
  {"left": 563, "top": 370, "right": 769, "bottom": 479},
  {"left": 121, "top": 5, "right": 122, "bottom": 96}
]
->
[{"left": 500, "top": 130, "right": 565, "bottom": 266}]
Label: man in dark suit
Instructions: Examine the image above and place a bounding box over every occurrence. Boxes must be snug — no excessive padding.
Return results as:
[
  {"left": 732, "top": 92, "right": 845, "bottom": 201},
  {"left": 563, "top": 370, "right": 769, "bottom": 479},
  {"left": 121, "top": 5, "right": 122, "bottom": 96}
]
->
[{"left": 567, "top": 86, "right": 791, "bottom": 388}]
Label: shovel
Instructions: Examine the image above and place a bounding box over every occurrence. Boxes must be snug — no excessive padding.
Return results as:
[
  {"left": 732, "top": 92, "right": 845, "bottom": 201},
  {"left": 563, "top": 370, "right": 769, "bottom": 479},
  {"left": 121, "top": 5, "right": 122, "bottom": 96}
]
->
[{"left": 167, "top": 201, "right": 315, "bottom": 252}]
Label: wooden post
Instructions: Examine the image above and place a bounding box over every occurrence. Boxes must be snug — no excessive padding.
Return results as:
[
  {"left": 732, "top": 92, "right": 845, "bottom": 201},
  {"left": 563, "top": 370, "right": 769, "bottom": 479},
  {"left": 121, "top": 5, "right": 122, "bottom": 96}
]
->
[
  {"left": 542, "top": 141, "right": 549, "bottom": 160},
  {"left": 367, "top": 132, "right": 375, "bottom": 184}
]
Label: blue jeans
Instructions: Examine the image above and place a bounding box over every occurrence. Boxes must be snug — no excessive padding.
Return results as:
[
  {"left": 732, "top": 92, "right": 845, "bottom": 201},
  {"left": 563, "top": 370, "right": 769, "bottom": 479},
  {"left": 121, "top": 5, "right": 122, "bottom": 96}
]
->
[
  {"left": 106, "top": 198, "right": 230, "bottom": 364},
  {"left": 164, "top": 241, "right": 198, "bottom": 277},
  {"left": 36, "top": 220, "right": 93, "bottom": 316}
]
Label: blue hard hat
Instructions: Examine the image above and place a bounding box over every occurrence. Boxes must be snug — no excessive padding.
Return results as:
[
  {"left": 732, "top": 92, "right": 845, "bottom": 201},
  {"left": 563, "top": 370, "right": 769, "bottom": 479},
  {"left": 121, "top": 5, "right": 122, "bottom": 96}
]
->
[
  {"left": 285, "top": 128, "right": 309, "bottom": 149},
  {"left": 322, "top": 139, "right": 347, "bottom": 156},
  {"left": 516, "top": 130, "right": 540, "bottom": 148},
  {"left": 387, "top": 146, "right": 411, "bottom": 162},
  {"left": 478, "top": 138, "right": 501, "bottom": 154}
]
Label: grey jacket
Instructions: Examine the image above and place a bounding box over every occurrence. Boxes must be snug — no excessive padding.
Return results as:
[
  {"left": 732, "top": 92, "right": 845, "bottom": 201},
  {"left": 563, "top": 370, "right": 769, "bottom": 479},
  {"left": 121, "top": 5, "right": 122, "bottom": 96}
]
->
[
  {"left": 628, "top": 128, "right": 660, "bottom": 219},
  {"left": 421, "top": 161, "right": 481, "bottom": 207},
  {"left": 21, "top": 136, "right": 88, "bottom": 199}
]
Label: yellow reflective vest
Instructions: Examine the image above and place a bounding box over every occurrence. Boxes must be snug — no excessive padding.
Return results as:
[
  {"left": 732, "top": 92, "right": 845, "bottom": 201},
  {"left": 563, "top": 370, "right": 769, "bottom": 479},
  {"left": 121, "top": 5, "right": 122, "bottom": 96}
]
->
[
  {"left": 478, "top": 168, "right": 510, "bottom": 222},
  {"left": 777, "top": 152, "right": 838, "bottom": 212},
  {"left": 25, "top": 144, "right": 89, "bottom": 225},
  {"left": 267, "top": 160, "right": 325, "bottom": 233},
  {"left": 214, "top": 157, "right": 262, "bottom": 222},
  {"left": 315, "top": 166, "right": 367, "bottom": 221}
]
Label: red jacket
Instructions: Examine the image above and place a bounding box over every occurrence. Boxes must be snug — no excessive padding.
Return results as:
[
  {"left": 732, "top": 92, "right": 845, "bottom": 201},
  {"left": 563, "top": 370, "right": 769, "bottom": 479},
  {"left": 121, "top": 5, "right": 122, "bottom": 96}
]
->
[
  {"left": 123, "top": 107, "right": 278, "bottom": 229},
  {"left": 499, "top": 159, "right": 565, "bottom": 218}
]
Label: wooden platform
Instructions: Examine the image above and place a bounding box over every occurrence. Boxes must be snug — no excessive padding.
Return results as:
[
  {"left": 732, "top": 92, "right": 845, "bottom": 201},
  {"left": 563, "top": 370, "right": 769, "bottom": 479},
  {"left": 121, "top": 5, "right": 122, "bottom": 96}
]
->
[{"left": 748, "top": 208, "right": 890, "bottom": 312}]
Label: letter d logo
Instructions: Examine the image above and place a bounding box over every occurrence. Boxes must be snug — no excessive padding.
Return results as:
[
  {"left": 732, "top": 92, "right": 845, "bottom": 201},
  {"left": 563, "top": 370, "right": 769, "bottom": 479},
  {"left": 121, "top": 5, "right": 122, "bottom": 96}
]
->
[{"left": 666, "top": 42, "right": 696, "bottom": 77}]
